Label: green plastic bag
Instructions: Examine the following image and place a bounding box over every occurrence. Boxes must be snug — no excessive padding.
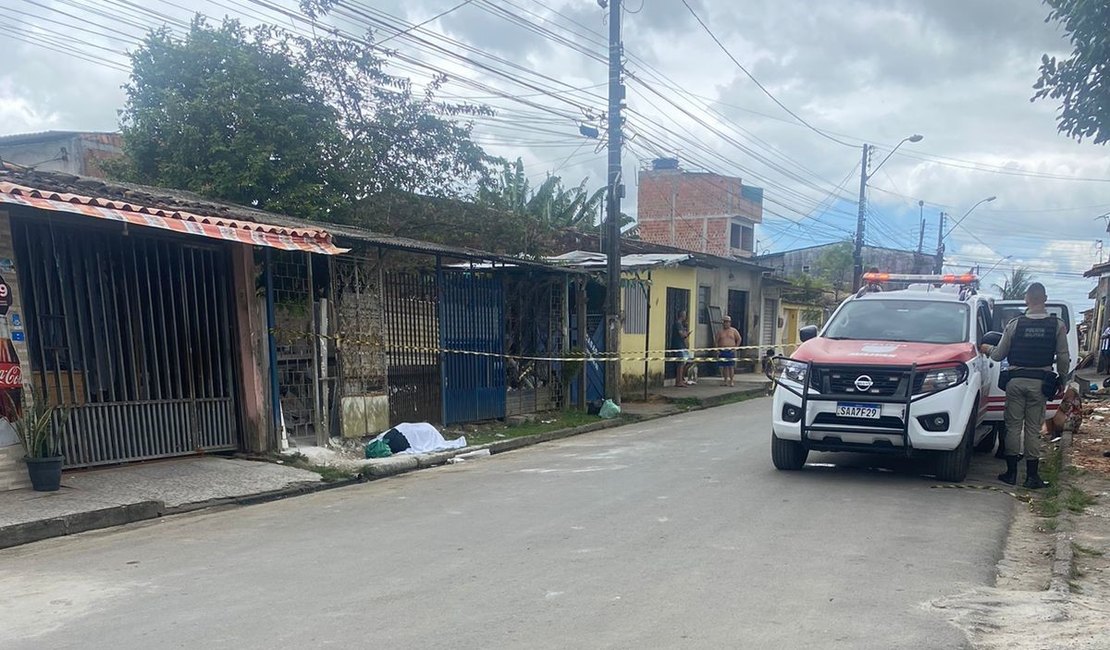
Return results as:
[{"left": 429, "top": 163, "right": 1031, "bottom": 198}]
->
[
  {"left": 598, "top": 399, "right": 621, "bottom": 419},
  {"left": 365, "top": 438, "right": 392, "bottom": 459}
]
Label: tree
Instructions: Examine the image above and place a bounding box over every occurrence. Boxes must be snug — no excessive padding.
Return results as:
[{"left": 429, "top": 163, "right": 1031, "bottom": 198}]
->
[
  {"left": 1032, "top": 0, "right": 1110, "bottom": 144},
  {"left": 993, "top": 268, "right": 1034, "bottom": 300},
  {"left": 814, "top": 242, "right": 854, "bottom": 297},
  {"left": 113, "top": 18, "right": 347, "bottom": 220},
  {"left": 112, "top": 14, "right": 496, "bottom": 221},
  {"left": 464, "top": 158, "right": 613, "bottom": 255}
]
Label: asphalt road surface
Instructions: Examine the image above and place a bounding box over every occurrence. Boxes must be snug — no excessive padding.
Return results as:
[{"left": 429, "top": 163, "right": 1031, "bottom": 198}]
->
[{"left": 0, "top": 398, "right": 1014, "bottom": 649}]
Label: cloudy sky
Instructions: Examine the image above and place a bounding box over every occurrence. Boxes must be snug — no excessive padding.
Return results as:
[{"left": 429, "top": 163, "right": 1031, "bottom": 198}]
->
[{"left": 3, "top": 0, "right": 1109, "bottom": 307}]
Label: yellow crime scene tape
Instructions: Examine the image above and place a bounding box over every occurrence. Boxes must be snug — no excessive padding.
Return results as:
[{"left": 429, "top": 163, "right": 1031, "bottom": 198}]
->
[{"left": 267, "top": 327, "right": 798, "bottom": 363}]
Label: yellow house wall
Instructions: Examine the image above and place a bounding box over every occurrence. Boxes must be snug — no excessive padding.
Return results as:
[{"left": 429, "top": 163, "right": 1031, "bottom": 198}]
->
[{"left": 620, "top": 266, "right": 696, "bottom": 389}]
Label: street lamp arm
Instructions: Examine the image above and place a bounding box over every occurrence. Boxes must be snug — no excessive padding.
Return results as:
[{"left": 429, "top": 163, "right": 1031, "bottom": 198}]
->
[
  {"left": 868, "top": 134, "right": 924, "bottom": 179},
  {"left": 944, "top": 196, "right": 997, "bottom": 240}
]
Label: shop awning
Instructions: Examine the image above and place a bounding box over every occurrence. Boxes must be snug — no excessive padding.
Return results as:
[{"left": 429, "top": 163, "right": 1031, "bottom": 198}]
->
[{"left": 0, "top": 181, "right": 347, "bottom": 255}]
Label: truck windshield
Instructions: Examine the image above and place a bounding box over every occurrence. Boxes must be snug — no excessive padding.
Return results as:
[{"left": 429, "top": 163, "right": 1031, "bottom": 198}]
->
[{"left": 824, "top": 299, "right": 970, "bottom": 344}]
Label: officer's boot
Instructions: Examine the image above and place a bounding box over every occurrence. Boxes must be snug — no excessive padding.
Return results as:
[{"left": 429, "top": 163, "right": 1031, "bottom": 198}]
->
[
  {"left": 997, "top": 456, "right": 1019, "bottom": 485},
  {"left": 1023, "top": 459, "right": 1049, "bottom": 490}
]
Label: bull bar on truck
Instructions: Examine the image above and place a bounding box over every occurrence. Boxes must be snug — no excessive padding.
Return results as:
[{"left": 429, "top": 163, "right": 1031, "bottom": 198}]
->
[{"left": 772, "top": 357, "right": 970, "bottom": 457}]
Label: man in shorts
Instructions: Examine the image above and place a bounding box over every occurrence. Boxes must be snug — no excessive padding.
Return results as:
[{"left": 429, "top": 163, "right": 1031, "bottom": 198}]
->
[{"left": 716, "top": 315, "right": 742, "bottom": 387}]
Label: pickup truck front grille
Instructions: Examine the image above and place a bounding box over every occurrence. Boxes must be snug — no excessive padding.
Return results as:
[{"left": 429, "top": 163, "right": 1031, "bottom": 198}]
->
[{"left": 810, "top": 366, "right": 906, "bottom": 397}]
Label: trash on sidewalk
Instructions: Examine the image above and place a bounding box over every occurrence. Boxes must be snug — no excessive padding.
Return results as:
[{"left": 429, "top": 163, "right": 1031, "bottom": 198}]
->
[
  {"left": 598, "top": 399, "right": 621, "bottom": 419},
  {"left": 447, "top": 449, "right": 492, "bottom": 464}
]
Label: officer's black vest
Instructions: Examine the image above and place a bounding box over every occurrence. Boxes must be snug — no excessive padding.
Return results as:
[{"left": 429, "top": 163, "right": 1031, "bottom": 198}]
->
[{"left": 1008, "top": 316, "right": 1058, "bottom": 368}]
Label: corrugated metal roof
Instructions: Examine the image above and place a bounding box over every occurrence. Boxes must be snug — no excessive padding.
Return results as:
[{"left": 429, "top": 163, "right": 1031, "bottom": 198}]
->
[
  {"left": 0, "top": 180, "right": 346, "bottom": 255},
  {"left": 0, "top": 163, "right": 572, "bottom": 270},
  {"left": 547, "top": 250, "right": 694, "bottom": 269}
]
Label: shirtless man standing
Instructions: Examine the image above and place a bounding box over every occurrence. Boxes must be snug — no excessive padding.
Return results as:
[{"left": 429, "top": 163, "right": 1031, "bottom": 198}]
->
[{"left": 716, "top": 316, "right": 743, "bottom": 387}]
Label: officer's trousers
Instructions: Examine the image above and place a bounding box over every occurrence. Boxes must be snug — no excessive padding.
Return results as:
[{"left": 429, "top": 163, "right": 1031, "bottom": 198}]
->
[{"left": 1004, "top": 377, "right": 1046, "bottom": 460}]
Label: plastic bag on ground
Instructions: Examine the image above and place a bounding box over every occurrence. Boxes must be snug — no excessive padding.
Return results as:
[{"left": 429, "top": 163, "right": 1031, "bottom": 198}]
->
[
  {"left": 598, "top": 399, "right": 621, "bottom": 419},
  {"left": 365, "top": 438, "right": 392, "bottom": 459}
]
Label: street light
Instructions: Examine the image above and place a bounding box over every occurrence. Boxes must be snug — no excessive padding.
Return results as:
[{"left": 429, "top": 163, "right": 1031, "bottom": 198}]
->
[
  {"left": 943, "top": 196, "right": 997, "bottom": 240},
  {"left": 934, "top": 195, "right": 997, "bottom": 273},
  {"left": 853, "top": 134, "right": 925, "bottom": 290}
]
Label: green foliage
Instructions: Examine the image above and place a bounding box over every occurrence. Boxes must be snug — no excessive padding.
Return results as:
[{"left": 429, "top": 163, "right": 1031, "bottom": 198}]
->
[
  {"left": 992, "top": 268, "right": 1034, "bottom": 300},
  {"left": 467, "top": 158, "right": 610, "bottom": 254},
  {"left": 783, "top": 273, "right": 831, "bottom": 304},
  {"left": 111, "top": 14, "right": 496, "bottom": 221},
  {"left": 8, "top": 391, "right": 69, "bottom": 459},
  {"left": 815, "top": 241, "right": 854, "bottom": 291},
  {"left": 1033, "top": 0, "right": 1110, "bottom": 144}
]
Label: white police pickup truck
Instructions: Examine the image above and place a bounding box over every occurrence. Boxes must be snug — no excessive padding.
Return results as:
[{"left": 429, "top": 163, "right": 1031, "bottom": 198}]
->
[{"left": 770, "top": 273, "right": 997, "bottom": 482}]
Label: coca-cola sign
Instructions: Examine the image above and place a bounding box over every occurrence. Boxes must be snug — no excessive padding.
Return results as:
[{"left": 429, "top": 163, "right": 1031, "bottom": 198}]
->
[
  {"left": 0, "top": 363, "right": 21, "bottom": 389},
  {"left": 0, "top": 275, "right": 10, "bottom": 316}
]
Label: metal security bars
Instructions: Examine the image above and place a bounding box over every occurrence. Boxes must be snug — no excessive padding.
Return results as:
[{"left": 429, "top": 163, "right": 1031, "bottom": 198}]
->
[
  {"left": 383, "top": 271, "right": 440, "bottom": 425},
  {"left": 12, "top": 217, "right": 239, "bottom": 467}
]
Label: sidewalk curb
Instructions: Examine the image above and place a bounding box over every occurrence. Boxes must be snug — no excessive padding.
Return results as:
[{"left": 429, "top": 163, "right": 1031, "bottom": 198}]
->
[
  {"left": 1049, "top": 428, "right": 1077, "bottom": 593},
  {"left": 0, "top": 500, "right": 164, "bottom": 550},
  {"left": 0, "top": 388, "right": 767, "bottom": 549}
]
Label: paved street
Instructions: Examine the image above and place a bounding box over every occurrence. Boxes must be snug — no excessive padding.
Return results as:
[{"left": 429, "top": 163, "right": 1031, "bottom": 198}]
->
[{"left": 0, "top": 398, "right": 1013, "bottom": 649}]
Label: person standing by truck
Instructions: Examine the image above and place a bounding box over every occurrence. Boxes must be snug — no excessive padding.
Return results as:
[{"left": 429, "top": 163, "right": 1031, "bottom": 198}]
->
[{"left": 980, "top": 283, "right": 1070, "bottom": 489}]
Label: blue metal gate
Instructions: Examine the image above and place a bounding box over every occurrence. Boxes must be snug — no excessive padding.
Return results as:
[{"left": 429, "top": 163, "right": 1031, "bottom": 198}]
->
[
  {"left": 569, "top": 313, "right": 606, "bottom": 405},
  {"left": 442, "top": 272, "right": 505, "bottom": 424}
]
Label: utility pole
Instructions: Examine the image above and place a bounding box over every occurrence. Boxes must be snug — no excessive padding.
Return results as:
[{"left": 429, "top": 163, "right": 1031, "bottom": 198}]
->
[
  {"left": 935, "top": 211, "right": 947, "bottom": 274},
  {"left": 604, "top": 0, "right": 624, "bottom": 403},
  {"left": 916, "top": 200, "right": 925, "bottom": 273},
  {"left": 916, "top": 200, "right": 925, "bottom": 254},
  {"left": 851, "top": 143, "right": 870, "bottom": 291}
]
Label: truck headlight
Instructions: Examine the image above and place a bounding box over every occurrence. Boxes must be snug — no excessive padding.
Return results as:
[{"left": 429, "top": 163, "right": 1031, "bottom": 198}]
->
[
  {"left": 772, "top": 358, "right": 809, "bottom": 385},
  {"left": 915, "top": 364, "right": 968, "bottom": 394}
]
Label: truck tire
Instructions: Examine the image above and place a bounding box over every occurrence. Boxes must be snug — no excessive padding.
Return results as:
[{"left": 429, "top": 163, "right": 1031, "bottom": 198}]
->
[
  {"left": 973, "top": 426, "right": 997, "bottom": 453},
  {"left": 771, "top": 433, "right": 808, "bottom": 470},
  {"left": 935, "top": 417, "right": 973, "bottom": 482}
]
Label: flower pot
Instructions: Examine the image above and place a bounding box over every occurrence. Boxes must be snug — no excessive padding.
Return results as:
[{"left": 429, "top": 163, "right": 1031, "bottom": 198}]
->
[{"left": 24, "top": 455, "right": 64, "bottom": 492}]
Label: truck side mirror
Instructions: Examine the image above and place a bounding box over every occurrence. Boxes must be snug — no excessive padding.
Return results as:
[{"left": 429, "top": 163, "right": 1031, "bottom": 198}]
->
[
  {"left": 982, "top": 331, "right": 1003, "bottom": 347},
  {"left": 799, "top": 325, "right": 818, "bottom": 342}
]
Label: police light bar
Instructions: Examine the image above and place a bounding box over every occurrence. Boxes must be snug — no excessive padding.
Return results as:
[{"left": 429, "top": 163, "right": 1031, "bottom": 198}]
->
[{"left": 862, "top": 272, "right": 978, "bottom": 284}]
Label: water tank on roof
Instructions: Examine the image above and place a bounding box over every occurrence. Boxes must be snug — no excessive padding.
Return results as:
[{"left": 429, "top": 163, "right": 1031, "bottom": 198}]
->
[{"left": 652, "top": 157, "right": 680, "bottom": 171}]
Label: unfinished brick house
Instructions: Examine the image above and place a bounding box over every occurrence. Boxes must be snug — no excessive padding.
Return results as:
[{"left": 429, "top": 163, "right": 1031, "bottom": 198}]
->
[{"left": 636, "top": 158, "right": 763, "bottom": 258}]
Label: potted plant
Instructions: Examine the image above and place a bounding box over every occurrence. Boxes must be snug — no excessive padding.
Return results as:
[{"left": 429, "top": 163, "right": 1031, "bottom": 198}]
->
[{"left": 8, "top": 392, "right": 69, "bottom": 492}]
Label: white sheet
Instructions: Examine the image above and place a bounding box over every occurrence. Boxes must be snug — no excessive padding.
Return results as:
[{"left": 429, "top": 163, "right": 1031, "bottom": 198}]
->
[{"left": 379, "top": 422, "right": 467, "bottom": 454}]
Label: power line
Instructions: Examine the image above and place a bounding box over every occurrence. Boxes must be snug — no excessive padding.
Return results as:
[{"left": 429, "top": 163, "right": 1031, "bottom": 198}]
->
[{"left": 678, "top": 0, "right": 855, "bottom": 149}]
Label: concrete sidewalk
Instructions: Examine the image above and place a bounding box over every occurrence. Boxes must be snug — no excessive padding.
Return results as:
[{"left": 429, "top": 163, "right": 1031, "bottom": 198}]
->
[{"left": 0, "top": 457, "right": 321, "bottom": 549}]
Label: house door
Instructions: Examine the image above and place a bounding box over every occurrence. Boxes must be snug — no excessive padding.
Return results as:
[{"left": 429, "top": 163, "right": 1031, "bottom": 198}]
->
[
  {"left": 784, "top": 308, "right": 800, "bottom": 347},
  {"left": 728, "top": 290, "right": 749, "bottom": 345},
  {"left": 664, "top": 287, "right": 691, "bottom": 380},
  {"left": 762, "top": 297, "right": 779, "bottom": 346}
]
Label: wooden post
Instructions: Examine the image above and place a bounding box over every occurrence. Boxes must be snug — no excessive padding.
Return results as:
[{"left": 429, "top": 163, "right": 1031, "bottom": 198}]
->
[{"left": 231, "top": 245, "right": 267, "bottom": 453}]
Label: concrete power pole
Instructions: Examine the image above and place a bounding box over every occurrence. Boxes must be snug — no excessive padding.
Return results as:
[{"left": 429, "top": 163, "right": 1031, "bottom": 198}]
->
[
  {"left": 604, "top": 0, "right": 624, "bottom": 402},
  {"left": 935, "top": 211, "right": 947, "bottom": 274},
  {"left": 852, "top": 144, "right": 870, "bottom": 291},
  {"left": 916, "top": 200, "right": 925, "bottom": 273}
]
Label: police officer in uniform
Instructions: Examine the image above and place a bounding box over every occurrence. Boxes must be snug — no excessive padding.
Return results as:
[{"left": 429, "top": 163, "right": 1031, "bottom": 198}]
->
[{"left": 980, "top": 283, "right": 1070, "bottom": 489}]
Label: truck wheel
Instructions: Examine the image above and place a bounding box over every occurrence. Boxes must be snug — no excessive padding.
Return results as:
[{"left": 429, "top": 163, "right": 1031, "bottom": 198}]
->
[
  {"left": 771, "top": 433, "right": 808, "bottom": 470},
  {"left": 935, "top": 419, "right": 973, "bottom": 482},
  {"left": 973, "top": 426, "right": 997, "bottom": 453}
]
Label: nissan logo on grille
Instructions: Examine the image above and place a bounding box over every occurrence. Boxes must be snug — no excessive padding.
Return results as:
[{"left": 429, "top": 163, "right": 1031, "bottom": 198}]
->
[{"left": 854, "top": 375, "right": 874, "bottom": 392}]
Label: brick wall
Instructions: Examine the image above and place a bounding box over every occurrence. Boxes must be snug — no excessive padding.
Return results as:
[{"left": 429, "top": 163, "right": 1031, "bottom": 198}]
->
[
  {"left": 0, "top": 211, "right": 32, "bottom": 490},
  {"left": 637, "top": 168, "right": 762, "bottom": 254}
]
